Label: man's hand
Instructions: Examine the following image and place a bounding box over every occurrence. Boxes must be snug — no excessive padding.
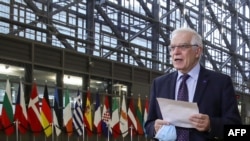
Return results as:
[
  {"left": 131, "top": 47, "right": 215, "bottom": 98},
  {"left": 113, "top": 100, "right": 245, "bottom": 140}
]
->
[
  {"left": 154, "top": 119, "right": 169, "bottom": 133},
  {"left": 189, "top": 114, "right": 210, "bottom": 132}
]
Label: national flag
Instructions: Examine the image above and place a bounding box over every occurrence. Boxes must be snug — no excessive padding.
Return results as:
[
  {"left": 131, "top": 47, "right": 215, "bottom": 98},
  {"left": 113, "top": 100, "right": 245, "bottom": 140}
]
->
[
  {"left": 27, "top": 82, "right": 42, "bottom": 135},
  {"left": 0, "top": 115, "right": 3, "bottom": 129},
  {"left": 73, "top": 90, "right": 84, "bottom": 136},
  {"left": 93, "top": 92, "right": 102, "bottom": 135},
  {"left": 40, "top": 84, "right": 53, "bottom": 137},
  {"left": 111, "top": 97, "right": 120, "bottom": 138},
  {"left": 1, "top": 79, "right": 14, "bottom": 136},
  {"left": 83, "top": 90, "right": 93, "bottom": 136},
  {"left": 136, "top": 96, "right": 144, "bottom": 135},
  {"left": 128, "top": 97, "right": 137, "bottom": 136},
  {"left": 143, "top": 97, "right": 149, "bottom": 136},
  {"left": 120, "top": 94, "right": 128, "bottom": 137},
  {"left": 14, "top": 81, "right": 28, "bottom": 134},
  {"left": 101, "top": 95, "right": 112, "bottom": 137},
  {"left": 63, "top": 88, "right": 73, "bottom": 136},
  {"left": 53, "top": 87, "right": 61, "bottom": 136}
]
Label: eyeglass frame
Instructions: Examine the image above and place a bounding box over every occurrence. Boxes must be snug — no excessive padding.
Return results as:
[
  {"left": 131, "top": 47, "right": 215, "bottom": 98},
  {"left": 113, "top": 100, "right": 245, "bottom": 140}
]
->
[{"left": 168, "top": 44, "right": 199, "bottom": 52}]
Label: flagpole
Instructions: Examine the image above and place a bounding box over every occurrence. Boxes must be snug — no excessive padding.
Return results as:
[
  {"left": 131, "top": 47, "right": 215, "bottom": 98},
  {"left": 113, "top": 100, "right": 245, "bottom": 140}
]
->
[
  {"left": 82, "top": 124, "right": 84, "bottom": 141},
  {"left": 16, "top": 120, "right": 19, "bottom": 141},
  {"left": 45, "top": 131, "right": 47, "bottom": 141},
  {"left": 52, "top": 123, "right": 54, "bottom": 141},
  {"left": 107, "top": 123, "right": 110, "bottom": 141},
  {"left": 96, "top": 128, "right": 98, "bottom": 141},
  {"left": 130, "top": 125, "right": 133, "bottom": 141}
]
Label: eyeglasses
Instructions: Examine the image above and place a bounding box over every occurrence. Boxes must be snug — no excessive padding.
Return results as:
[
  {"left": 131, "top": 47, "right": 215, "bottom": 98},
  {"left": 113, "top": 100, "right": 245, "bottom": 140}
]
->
[{"left": 168, "top": 44, "right": 198, "bottom": 52}]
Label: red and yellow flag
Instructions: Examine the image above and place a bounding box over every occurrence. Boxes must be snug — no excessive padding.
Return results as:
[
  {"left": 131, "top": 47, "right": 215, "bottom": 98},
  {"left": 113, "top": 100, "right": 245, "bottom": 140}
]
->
[{"left": 84, "top": 90, "right": 93, "bottom": 136}]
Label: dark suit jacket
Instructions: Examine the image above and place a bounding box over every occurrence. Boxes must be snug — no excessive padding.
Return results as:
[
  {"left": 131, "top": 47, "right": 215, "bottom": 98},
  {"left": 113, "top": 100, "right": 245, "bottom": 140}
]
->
[{"left": 144, "top": 65, "right": 242, "bottom": 141}]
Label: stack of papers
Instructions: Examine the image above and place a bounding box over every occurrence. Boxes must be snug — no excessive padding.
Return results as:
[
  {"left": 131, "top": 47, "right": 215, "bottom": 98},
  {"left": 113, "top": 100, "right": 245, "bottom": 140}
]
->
[{"left": 156, "top": 98, "right": 199, "bottom": 128}]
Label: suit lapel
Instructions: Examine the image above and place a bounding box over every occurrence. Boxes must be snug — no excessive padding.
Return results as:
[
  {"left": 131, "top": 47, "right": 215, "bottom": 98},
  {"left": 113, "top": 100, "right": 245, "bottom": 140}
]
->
[
  {"left": 169, "top": 72, "right": 178, "bottom": 100},
  {"left": 193, "top": 66, "right": 209, "bottom": 103}
]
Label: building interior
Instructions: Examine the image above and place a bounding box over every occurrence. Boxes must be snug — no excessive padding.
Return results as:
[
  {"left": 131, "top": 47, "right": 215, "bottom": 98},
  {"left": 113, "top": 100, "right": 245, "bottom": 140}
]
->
[{"left": 0, "top": 0, "right": 249, "bottom": 141}]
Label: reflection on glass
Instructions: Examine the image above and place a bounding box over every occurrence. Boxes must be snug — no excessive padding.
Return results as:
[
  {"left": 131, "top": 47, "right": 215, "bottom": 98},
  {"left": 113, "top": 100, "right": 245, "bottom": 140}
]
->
[
  {"left": 0, "top": 63, "right": 25, "bottom": 104},
  {"left": 63, "top": 74, "right": 82, "bottom": 90},
  {"left": 34, "top": 70, "right": 56, "bottom": 85},
  {"left": 113, "top": 83, "right": 127, "bottom": 96},
  {"left": 0, "top": 64, "right": 25, "bottom": 78},
  {"left": 90, "top": 79, "right": 108, "bottom": 94}
]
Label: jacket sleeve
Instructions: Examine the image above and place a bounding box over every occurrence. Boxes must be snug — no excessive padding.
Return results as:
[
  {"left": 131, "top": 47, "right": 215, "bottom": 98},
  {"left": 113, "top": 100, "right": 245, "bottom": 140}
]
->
[{"left": 144, "top": 79, "right": 162, "bottom": 139}]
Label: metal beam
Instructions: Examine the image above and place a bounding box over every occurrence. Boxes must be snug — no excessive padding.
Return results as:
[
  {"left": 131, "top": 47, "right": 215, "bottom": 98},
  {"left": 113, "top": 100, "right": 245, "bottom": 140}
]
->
[
  {"left": 137, "top": 0, "right": 171, "bottom": 45},
  {"left": 95, "top": 5, "right": 145, "bottom": 67},
  {"left": 86, "top": 0, "right": 95, "bottom": 55},
  {"left": 238, "top": 19, "right": 250, "bottom": 49},
  {"left": 206, "top": 0, "right": 248, "bottom": 81},
  {"left": 24, "top": 0, "right": 74, "bottom": 49},
  {"left": 171, "top": 0, "right": 219, "bottom": 72},
  {"left": 102, "top": 24, "right": 152, "bottom": 58}
]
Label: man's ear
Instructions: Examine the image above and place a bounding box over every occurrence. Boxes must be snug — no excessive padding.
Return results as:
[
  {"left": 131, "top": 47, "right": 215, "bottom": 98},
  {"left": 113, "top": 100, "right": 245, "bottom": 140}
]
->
[
  {"left": 195, "top": 48, "right": 199, "bottom": 54},
  {"left": 195, "top": 48, "right": 202, "bottom": 58}
]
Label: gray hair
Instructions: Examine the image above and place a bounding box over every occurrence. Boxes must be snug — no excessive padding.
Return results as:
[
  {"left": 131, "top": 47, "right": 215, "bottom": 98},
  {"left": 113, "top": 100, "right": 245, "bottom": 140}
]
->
[{"left": 172, "top": 27, "right": 203, "bottom": 47}]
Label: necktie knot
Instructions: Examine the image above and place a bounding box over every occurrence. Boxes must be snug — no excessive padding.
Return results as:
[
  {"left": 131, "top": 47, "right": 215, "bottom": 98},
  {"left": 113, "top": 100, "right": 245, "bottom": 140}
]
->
[{"left": 181, "top": 74, "right": 190, "bottom": 82}]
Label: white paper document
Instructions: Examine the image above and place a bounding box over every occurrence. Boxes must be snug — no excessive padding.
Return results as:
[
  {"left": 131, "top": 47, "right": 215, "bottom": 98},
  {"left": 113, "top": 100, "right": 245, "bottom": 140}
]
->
[{"left": 156, "top": 98, "right": 199, "bottom": 128}]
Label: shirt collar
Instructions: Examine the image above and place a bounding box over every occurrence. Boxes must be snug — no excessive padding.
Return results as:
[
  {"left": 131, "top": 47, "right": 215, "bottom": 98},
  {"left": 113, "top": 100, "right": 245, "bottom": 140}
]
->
[{"left": 177, "top": 63, "right": 200, "bottom": 81}]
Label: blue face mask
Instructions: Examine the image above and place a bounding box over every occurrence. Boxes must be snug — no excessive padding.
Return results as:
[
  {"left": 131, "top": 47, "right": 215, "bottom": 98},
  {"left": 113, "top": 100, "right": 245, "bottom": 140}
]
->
[{"left": 155, "top": 125, "right": 177, "bottom": 141}]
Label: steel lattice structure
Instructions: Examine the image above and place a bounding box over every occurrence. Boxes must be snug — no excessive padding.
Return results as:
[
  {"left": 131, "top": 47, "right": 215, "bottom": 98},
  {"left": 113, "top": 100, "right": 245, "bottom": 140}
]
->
[{"left": 0, "top": 0, "right": 249, "bottom": 94}]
